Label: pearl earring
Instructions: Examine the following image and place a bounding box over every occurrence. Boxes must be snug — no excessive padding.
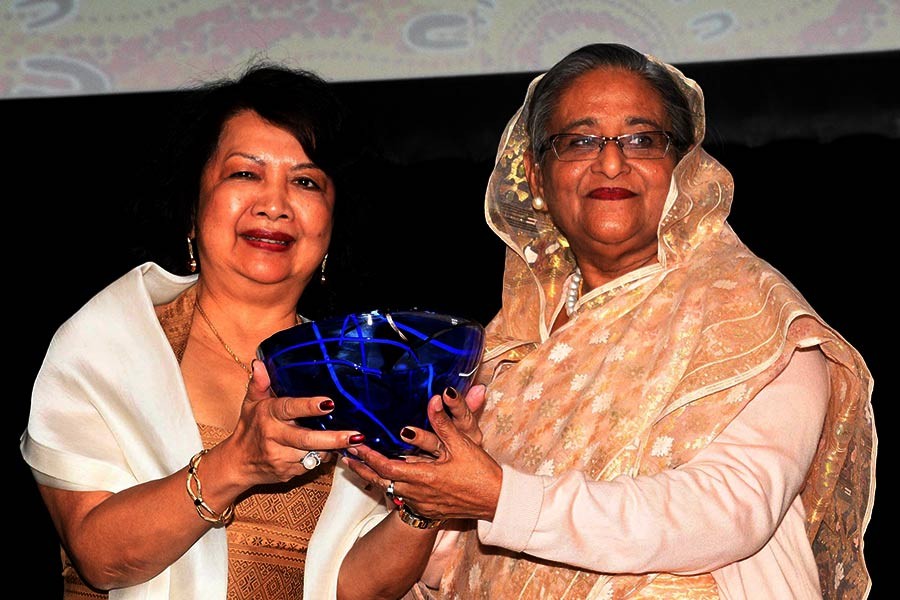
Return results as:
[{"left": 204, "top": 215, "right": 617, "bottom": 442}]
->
[{"left": 532, "top": 196, "right": 546, "bottom": 211}]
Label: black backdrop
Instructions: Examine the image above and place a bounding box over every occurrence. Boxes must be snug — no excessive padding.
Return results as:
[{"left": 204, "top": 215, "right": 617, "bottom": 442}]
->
[{"left": 7, "top": 50, "right": 896, "bottom": 597}]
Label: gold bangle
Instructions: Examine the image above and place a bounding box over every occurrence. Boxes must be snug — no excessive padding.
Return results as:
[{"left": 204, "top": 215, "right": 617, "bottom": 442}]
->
[
  {"left": 397, "top": 503, "right": 444, "bottom": 530},
  {"left": 186, "top": 449, "right": 235, "bottom": 527}
]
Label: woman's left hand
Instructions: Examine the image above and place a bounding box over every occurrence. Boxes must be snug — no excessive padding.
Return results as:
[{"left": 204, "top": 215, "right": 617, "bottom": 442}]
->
[{"left": 344, "top": 386, "right": 503, "bottom": 522}]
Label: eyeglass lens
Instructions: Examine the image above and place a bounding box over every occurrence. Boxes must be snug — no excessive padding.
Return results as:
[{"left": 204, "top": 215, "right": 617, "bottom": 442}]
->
[{"left": 551, "top": 132, "right": 669, "bottom": 161}]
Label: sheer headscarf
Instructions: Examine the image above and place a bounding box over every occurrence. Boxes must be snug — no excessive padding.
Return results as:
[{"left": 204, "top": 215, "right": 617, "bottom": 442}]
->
[{"left": 440, "top": 50, "right": 875, "bottom": 599}]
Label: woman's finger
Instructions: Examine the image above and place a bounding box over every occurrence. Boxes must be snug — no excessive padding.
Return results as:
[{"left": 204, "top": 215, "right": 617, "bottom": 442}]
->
[
  {"left": 443, "top": 385, "right": 486, "bottom": 443},
  {"left": 464, "top": 384, "right": 487, "bottom": 416},
  {"left": 425, "top": 393, "right": 467, "bottom": 451},
  {"left": 275, "top": 396, "right": 335, "bottom": 421},
  {"left": 244, "top": 359, "right": 273, "bottom": 403},
  {"left": 343, "top": 446, "right": 394, "bottom": 487},
  {"left": 398, "top": 426, "right": 444, "bottom": 456},
  {"left": 295, "top": 429, "right": 366, "bottom": 452}
]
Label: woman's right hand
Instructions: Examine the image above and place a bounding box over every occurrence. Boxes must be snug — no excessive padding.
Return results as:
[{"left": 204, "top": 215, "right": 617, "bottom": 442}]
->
[
  {"left": 222, "top": 359, "right": 364, "bottom": 486},
  {"left": 37, "top": 360, "right": 363, "bottom": 591}
]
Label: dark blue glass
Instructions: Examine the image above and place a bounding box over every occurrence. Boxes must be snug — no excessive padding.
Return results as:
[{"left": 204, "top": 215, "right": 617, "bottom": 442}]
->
[{"left": 256, "top": 310, "right": 485, "bottom": 458}]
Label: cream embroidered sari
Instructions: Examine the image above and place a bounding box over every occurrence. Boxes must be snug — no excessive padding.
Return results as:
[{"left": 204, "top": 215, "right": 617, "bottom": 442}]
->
[{"left": 438, "top": 56, "right": 875, "bottom": 599}]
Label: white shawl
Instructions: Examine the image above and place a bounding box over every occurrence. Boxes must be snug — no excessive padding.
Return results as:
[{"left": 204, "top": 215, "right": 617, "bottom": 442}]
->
[
  {"left": 20, "top": 261, "right": 392, "bottom": 599},
  {"left": 304, "top": 465, "right": 390, "bottom": 598},
  {"left": 20, "top": 262, "right": 223, "bottom": 599}
]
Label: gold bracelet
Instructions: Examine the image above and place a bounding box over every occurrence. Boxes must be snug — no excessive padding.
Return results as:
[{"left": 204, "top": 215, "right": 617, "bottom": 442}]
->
[
  {"left": 186, "top": 449, "right": 235, "bottom": 527},
  {"left": 397, "top": 503, "right": 444, "bottom": 530}
]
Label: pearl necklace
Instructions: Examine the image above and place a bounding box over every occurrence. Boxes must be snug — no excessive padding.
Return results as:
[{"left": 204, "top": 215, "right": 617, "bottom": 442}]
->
[{"left": 565, "top": 267, "right": 582, "bottom": 316}]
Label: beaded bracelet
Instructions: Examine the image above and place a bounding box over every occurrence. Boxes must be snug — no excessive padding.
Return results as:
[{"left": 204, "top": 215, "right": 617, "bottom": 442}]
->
[{"left": 186, "top": 449, "right": 235, "bottom": 527}]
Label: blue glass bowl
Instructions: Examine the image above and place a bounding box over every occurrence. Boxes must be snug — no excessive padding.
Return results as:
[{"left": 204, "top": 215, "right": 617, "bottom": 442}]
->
[{"left": 257, "top": 310, "right": 485, "bottom": 458}]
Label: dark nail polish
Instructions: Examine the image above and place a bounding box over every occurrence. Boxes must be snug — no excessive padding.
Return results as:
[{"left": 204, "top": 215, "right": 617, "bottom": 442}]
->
[
  {"left": 444, "top": 386, "right": 458, "bottom": 399},
  {"left": 319, "top": 399, "right": 335, "bottom": 411},
  {"left": 400, "top": 427, "right": 416, "bottom": 440},
  {"left": 349, "top": 433, "right": 366, "bottom": 445}
]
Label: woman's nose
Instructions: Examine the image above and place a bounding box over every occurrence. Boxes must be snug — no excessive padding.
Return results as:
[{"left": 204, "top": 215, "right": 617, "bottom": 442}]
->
[
  {"left": 252, "top": 182, "right": 292, "bottom": 220},
  {"left": 590, "top": 142, "right": 629, "bottom": 176}
]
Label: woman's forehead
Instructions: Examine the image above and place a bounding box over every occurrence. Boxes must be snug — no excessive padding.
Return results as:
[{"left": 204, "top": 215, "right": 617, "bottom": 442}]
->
[{"left": 551, "top": 68, "right": 668, "bottom": 131}]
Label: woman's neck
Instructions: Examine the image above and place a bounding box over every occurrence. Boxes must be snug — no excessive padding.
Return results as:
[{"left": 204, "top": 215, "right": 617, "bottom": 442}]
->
[
  {"left": 577, "top": 248, "right": 659, "bottom": 292},
  {"left": 193, "top": 280, "right": 301, "bottom": 351}
]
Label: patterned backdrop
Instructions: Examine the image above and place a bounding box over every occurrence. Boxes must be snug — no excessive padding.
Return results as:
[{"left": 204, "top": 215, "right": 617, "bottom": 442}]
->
[{"left": 2, "top": 0, "right": 898, "bottom": 98}]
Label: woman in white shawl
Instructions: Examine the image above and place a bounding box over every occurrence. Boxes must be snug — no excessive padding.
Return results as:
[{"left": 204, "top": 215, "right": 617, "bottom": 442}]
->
[{"left": 20, "top": 62, "right": 443, "bottom": 600}]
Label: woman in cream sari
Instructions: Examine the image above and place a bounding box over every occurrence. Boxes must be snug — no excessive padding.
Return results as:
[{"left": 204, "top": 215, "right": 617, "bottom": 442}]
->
[{"left": 341, "top": 43, "right": 876, "bottom": 599}]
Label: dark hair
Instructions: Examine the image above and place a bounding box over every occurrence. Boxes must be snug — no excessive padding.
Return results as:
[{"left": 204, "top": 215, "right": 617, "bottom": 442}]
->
[
  {"left": 130, "top": 60, "right": 362, "bottom": 317},
  {"left": 526, "top": 43, "right": 695, "bottom": 161}
]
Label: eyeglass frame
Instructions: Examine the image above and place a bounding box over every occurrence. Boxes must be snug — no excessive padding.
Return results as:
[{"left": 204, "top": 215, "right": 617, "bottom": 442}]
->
[{"left": 539, "top": 130, "right": 674, "bottom": 162}]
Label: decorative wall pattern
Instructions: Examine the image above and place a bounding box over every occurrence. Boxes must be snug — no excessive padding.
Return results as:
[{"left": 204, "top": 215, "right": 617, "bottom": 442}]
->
[{"left": 2, "top": 0, "right": 898, "bottom": 98}]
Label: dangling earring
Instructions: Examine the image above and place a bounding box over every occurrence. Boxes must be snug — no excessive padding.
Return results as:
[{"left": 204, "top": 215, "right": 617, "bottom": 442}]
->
[
  {"left": 532, "top": 196, "right": 546, "bottom": 212},
  {"left": 187, "top": 237, "right": 197, "bottom": 273},
  {"left": 319, "top": 253, "right": 328, "bottom": 285}
]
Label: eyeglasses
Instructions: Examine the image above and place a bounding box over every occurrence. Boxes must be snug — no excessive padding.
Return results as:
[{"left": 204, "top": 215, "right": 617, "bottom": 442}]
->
[{"left": 542, "top": 131, "right": 673, "bottom": 161}]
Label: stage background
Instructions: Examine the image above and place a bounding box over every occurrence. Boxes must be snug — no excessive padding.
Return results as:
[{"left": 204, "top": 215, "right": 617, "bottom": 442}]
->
[
  {"left": 3, "top": 0, "right": 899, "bottom": 99},
  {"left": 5, "top": 44, "right": 895, "bottom": 598}
]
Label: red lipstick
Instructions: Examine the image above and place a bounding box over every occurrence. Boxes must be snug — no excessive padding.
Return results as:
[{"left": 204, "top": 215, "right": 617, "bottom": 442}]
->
[
  {"left": 589, "top": 187, "right": 635, "bottom": 200},
  {"left": 240, "top": 229, "right": 295, "bottom": 252}
]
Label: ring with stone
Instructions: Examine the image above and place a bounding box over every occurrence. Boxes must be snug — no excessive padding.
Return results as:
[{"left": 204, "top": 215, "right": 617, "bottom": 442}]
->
[
  {"left": 385, "top": 480, "right": 404, "bottom": 507},
  {"left": 301, "top": 450, "right": 322, "bottom": 470}
]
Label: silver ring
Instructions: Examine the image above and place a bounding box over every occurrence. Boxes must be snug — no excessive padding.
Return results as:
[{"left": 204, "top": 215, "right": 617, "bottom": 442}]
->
[
  {"left": 385, "top": 480, "right": 404, "bottom": 507},
  {"left": 301, "top": 450, "right": 322, "bottom": 470}
]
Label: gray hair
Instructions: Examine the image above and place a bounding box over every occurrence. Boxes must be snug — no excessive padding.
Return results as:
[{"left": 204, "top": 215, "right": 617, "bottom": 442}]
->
[{"left": 525, "top": 43, "right": 695, "bottom": 161}]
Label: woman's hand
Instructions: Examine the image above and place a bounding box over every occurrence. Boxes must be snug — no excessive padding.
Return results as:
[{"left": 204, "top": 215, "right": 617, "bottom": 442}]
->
[
  {"left": 224, "top": 360, "right": 364, "bottom": 485},
  {"left": 404, "top": 382, "right": 487, "bottom": 458},
  {"left": 344, "top": 385, "right": 503, "bottom": 522}
]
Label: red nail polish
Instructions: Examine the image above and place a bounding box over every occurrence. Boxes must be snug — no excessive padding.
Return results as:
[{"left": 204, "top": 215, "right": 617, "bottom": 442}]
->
[
  {"left": 349, "top": 433, "right": 366, "bottom": 444},
  {"left": 401, "top": 427, "right": 416, "bottom": 440},
  {"left": 319, "top": 399, "right": 335, "bottom": 411}
]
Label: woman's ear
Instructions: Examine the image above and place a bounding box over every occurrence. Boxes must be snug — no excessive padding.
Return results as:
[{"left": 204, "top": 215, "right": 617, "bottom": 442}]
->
[{"left": 523, "top": 151, "right": 546, "bottom": 211}]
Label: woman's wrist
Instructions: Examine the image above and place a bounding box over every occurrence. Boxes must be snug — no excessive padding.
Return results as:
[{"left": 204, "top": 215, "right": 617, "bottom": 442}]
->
[
  {"left": 396, "top": 503, "right": 445, "bottom": 530},
  {"left": 183, "top": 442, "right": 246, "bottom": 526},
  {"left": 186, "top": 448, "right": 235, "bottom": 527},
  {"left": 385, "top": 482, "right": 445, "bottom": 530}
]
